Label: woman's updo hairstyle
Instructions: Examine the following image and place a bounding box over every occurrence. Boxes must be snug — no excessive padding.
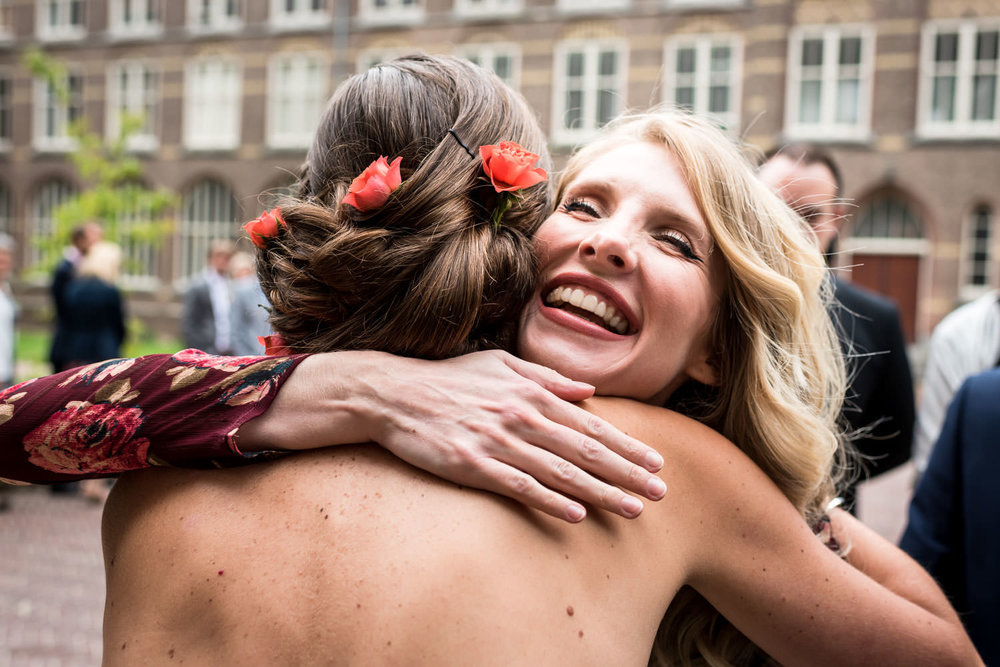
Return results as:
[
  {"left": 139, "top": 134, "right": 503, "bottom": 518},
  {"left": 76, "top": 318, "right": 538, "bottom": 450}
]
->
[{"left": 257, "top": 54, "right": 551, "bottom": 358}]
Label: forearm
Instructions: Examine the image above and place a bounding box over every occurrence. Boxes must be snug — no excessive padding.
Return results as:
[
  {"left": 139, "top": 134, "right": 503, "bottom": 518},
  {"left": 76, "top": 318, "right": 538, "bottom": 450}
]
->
[
  {"left": 831, "top": 508, "right": 965, "bottom": 628},
  {"left": 0, "top": 351, "right": 308, "bottom": 483}
]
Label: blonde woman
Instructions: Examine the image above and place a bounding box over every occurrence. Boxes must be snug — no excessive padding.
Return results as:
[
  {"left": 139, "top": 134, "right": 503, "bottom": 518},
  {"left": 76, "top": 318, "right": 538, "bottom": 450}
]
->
[{"left": 100, "top": 58, "right": 979, "bottom": 666}]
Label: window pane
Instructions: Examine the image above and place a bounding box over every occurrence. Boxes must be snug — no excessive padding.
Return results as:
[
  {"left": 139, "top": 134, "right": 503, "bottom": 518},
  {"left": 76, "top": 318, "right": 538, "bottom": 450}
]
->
[
  {"left": 839, "top": 37, "right": 861, "bottom": 65},
  {"left": 598, "top": 88, "right": 615, "bottom": 125},
  {"left": 836, "top": 78, "right": 859, "bottom": 123},
  {"left": 801, "top": 39, "right": 823, "bottom": 67},
  {"left": 799, "top": 80, "right": 821, "bottom": 123},
  {"left": 675, "top": 87, "right": 693, "bottom": 108},
  {"left": 566, "top": 91, "right": 582, "bottom": 129},
  {"left": 493, "top": 56, "right": 511, "bottom": 82},
  {"left": 568, "top": 52, "right": 584, "bottom": 77},
  {"left": 932, "top": 76, "right": 956, "bottom": 121},
  {"left": 676, "top": 47, "right": 695, "bottom": 74},
  {"left": 709, "top": 85, "right": 728, "bottom": 113},
  {"left": 976, "top": 30, "right": 999, "bottom": 61},
  {"left": 598, "top": 51, "right": 616, "bottom": 77},
  {"left": 935, "top": 32, "right": 958, "bottom": 62},
  {"left": 710, "top": 46, "right": 730, "bottom": 72},
  {"left": 972, "top": 74, "right": 996, "bottom": 120}
]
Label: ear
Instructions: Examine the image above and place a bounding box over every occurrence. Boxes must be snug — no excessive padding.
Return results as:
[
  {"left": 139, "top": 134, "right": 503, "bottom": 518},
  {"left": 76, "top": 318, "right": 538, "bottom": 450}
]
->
[{"left": 685, "top": 353, "right": 719, "bottom": 387}]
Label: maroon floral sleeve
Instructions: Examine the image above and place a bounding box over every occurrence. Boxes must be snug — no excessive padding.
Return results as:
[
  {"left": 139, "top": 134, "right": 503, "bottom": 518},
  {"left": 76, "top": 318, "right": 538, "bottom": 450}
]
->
[{"left": 0, "top": 349, "right": 308, "bottom": 484}]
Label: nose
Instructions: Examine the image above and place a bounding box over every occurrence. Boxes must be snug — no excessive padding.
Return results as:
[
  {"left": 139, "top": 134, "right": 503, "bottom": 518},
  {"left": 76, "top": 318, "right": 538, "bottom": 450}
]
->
[{"left": 579, "top": 224, "right": 637, "bottom": 272}]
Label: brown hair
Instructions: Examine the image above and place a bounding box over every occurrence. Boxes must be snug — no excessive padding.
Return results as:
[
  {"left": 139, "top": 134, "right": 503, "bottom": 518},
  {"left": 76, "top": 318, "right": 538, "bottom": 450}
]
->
[{"left": 256, "top": 55, "right": 551, "bottom": 358}]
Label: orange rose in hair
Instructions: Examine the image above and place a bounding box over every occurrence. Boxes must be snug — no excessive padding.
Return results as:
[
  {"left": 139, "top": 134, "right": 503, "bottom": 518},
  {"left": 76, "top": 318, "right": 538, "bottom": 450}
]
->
[
  {"left": 479, "top": 141, "right": 547, "bottom": 193},
  {"left": 342, "top": 156, "right": 403, "bottom": 212},
  {"left": 243, "top": 208, "right": 286, "bottom": 249}
]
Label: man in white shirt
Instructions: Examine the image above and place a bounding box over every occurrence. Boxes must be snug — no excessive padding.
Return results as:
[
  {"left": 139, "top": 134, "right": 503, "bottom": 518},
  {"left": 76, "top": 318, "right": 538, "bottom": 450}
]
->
[
  {"left": 913, "top": 290, "right": 1000, "bottom": 474},
  {"left": 0, "top": 234, "right": 16, "bottom": 388}
]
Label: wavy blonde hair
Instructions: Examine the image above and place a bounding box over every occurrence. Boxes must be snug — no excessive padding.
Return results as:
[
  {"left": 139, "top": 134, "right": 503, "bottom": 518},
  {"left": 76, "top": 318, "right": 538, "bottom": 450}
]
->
[{"left": 559, "top": 109, "right": 848, "bottom": 666}]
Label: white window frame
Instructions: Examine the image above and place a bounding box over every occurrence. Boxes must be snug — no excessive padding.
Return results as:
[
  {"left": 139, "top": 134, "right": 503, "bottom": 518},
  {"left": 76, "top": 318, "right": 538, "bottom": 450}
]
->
[
  {"left": 454, "top": 0, "right": 520, "bottom": 19},
  {"left": 551, "top": 38, "right": 629, "bottom": 146},
  {"left": 107, "top": 61, "right": 160, "bottom": 152},
  {"left": 784, "top": 24, "right": 875, "bottom": 142},
  {"left": 269, "top": 0, "right": 330, "bottom": 30},
  {"left": 357, "top": 0, "right": 424, "bottom": 27},
  {"left": 556, "top": 0, "right": 628, "bottom": 12},
  {"left": 36, "top": 0, "right": 86, "bottom": 42},
  {"left": 267, "top": 52, "right": 328, "bottom": 150},
  {"left": 663, "top": 34, "right": 743, "bottom": 131},
  {"left": 960, "top": 204, "right": 996, "bottom": 298},
  {"left": 31, "top": 179, "right": 78, "bottom": 270},
  {"left": 454, "top": 42, "right": 521, "bottom": 90},
  {"left": 184, "top": 57, "right": 242, "bottom": 151},
  {"left": 917, "top": 19, "right": 1000, "bottom": 139},
  {"left": 32, "top": 70, "right": 82, "bottom": 152},
  {"left": 187, "top": 0, "right": 242, "bottom": 34},
  {"left": 109, "top": 0, "right": 162, "bottom": 39}
]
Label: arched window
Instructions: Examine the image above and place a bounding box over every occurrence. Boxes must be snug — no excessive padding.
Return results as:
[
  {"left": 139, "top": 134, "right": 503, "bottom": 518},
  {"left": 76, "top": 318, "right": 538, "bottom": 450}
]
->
[
  {"left": 31, "top": 179, "right": 78, "bottom": 270},
  {"left": 853, "top": 195, "right": 924, "bottom": 240},
  {"left": 964, "top": 204, "right": 994, "bottom": 291},
  {"left": 179, "top": 179, "right": 238, "bottom": 280}
]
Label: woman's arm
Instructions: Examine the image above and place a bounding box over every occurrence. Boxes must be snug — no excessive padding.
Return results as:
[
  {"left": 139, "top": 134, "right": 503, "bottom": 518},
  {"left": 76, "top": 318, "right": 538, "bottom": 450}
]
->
[{"left": 1, "top": 349, "right": 666, "bottom": 522}]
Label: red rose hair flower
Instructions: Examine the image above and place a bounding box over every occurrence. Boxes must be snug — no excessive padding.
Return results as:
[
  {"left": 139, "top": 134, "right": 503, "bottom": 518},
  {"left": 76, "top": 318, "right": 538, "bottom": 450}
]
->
[
  {"left": 479, "top": 141, "right": 547, "bottom": 193},
  {"left": 342, "top": 156, "right": 403, "bottom": 212},
  {"left": 243, "top": 208, "right": 286, "bottom": 249}
]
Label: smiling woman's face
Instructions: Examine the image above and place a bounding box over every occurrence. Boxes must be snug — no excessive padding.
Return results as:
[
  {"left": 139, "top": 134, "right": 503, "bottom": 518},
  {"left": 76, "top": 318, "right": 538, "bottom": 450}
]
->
[{"left": 517, "top": 141, "right": 723, "bottom": 405}]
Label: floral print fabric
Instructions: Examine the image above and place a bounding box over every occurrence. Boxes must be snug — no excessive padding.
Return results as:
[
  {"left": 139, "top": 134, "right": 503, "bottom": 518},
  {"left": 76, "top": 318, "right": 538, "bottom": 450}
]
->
[{"left": 0, "top": 350, "right": 306, "bottom": 484}]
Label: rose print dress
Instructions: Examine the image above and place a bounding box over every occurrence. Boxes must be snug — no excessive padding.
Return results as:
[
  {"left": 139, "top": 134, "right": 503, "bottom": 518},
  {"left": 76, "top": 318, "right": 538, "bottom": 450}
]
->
[{"left": 0, "top": 350, "right": 305, "bottom": 484}]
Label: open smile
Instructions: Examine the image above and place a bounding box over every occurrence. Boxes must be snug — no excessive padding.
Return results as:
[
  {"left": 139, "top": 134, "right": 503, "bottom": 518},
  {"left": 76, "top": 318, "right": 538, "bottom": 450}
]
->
[{"left": 540, "top": 277, "right": 638, "bottom": 336}]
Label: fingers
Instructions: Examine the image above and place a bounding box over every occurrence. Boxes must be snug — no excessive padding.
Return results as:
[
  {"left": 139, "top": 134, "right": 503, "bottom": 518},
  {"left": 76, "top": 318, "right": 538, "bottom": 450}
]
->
[
  {"left": 470, "top": 458, "right": 589, "bottom": 523},
  {"left": 499, "top": 352, "right": 596, "bottom": 403}
]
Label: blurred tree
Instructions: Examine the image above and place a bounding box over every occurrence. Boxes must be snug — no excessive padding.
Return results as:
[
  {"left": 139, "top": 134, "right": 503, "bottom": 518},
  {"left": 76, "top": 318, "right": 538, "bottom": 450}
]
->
[{"left": 23, "top": 48, "right": 176, "bottom": 278}]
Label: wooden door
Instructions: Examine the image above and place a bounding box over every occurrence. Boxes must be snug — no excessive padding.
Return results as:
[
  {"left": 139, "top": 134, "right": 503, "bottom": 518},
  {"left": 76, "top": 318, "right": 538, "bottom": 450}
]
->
[{"left": 847, "top": 253, "right": 920, "bottom": 343}]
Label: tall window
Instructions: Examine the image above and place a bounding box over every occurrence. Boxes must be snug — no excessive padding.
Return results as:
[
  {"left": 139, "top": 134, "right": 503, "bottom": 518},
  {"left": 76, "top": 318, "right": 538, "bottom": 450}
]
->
[
  {"left": 664, "top": 35, "right": 742, "bottom": 130},
  {"left": 31, "top": 180, "right": 78, "bottom": 269},
  {"left": 358, "top": 0, "right": 423, "bottom": 26},
  {"left": 552, "top": 39, "right": 627, "bottom": 145},
  {"left": 33, "top": 70, "right": 82, "bottom": 152},
  {"left": 37, "top": 0, "right": 85, "bottom": 40},
  {"left": 118, "top": 192, "right": 162, "bottom": 288},
  {"left": 0, "top": 71, "right": 11, "bottom": 150},
  {"left": 963, "top": 205, "right": 994, "bottom": 292},
  {"left": 785, "top": 25, "right": 873, "bottom": 141},
  {"left": 180, "top": 179, "right": 238, "bottom": 280},
  {"left": 188, "top": 0, "right": 241, "bottom": 32},
  {"left": 109, "top": 0, "right": 161, "bottom": 38},
  {"left": 0, "top": 182, "right": 10, "bottom": 236},
  {"left": 919, "top": 20, "right": 1000, "bottom": 138},
  {"left": 107, "top": 61, "right": 159, "bottom": 151},
  {"left": 184, "top": 58, "right": 242, "bottom": 150},
  {"left": 270, "top": 0, "right": 329, "bottom": 28},
  {"left": 454, "top": 0, "right": 520, "bottom": 18},
  {"left": 268, "top": 53, "right": 327, "bottom": 149},
  {"left": 455, "top": 43, "right": 520, "bottom": 89}
]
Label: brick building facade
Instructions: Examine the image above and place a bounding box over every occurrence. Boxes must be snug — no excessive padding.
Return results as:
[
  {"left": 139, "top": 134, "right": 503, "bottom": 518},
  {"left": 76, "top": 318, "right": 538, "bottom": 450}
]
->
[{"left": 0, "top": 0, "right": 998, "bottom": 342}]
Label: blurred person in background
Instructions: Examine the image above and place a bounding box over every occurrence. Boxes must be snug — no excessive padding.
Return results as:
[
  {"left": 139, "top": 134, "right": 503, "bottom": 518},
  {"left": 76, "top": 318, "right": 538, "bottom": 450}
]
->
[
  {"left": 62, "top": 241, "right": 127, "bottom": 369},
  {"left": 182, "top": 240, "right": 234, "bottom": 354},
  {"left": 758, "top": 144, "right": 915, "bottom": 514},
  {"left": 49, "top": 222, "right": 102, "bottom": 373},
  {"left": 0, "top": 233, "right": 16, "bottom": 390},
  {"left": 228, "top": 250, "right": 272, "bottom": 356},
  {"left": 901, "top": 365, "right": 1000, "bottom": 664},
  {"left": 912, "top": 289, "right": 1000, "bottom": 475}
]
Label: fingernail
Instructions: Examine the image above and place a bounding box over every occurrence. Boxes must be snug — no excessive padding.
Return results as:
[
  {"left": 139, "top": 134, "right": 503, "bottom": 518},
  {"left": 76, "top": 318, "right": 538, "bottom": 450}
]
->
[
  {"left": 567, "top": 504, "right": 586, "bottom": 522},
  {"left": 645, "top": 450, "right": 664, "bottom": 471},
  {"left": 621, "top": 496, "right": 643, "bottom": 517},
  {"left": 647, "top": 477, "right": 667, "bottom": 499}
]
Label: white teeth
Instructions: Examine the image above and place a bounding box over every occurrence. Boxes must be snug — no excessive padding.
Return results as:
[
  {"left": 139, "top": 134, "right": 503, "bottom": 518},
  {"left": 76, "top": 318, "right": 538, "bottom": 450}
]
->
[{"left": 544, "top": 284, "right": 629, "bottom": 334}]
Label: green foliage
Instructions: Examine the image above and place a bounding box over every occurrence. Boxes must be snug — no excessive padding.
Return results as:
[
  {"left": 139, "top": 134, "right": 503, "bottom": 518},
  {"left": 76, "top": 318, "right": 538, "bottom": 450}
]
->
[{"left": 22, "top": 48, "right": 178, "bottom": 276}]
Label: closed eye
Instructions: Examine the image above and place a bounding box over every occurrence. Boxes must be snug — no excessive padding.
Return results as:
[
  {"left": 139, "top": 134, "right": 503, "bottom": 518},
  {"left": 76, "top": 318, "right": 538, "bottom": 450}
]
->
[
  {"left": 559, "top": 197, "right": 600, "bottom": 218},
  {"left": 653, "top": 230, "right": 702, "bottom": 262}
]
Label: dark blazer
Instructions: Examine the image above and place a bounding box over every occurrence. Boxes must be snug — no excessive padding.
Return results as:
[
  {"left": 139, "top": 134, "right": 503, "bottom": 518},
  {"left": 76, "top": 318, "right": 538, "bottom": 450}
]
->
[
  {"left": 830, "top": 278, "right": 915, "bottom": 506},
  {"left": 62, "top": 277, "right": 126, "bottom": 365},
  {"left": 47, "top": 257, "right": 76, "bottom": 369},
  {"left": 900, "top": 368, "right": 1000, "bottom": 665},
  {"left": 182, "top": 273, "right": 219, "bottom": 353}
]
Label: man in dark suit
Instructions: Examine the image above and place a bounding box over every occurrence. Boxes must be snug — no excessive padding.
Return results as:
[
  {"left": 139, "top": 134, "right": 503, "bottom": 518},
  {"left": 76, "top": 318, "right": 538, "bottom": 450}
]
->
[
  {"left": 48, "top": 222, "right": 102, "bottom": 373},
  {"left": 900, "top": 368, "right": 1000, "bottom": 665},
  {"left": 182, "top": 240, "right": 234, "bottom": 354},
  {"left": 759, "top": 145, "right": 915, "bottom": 513}
]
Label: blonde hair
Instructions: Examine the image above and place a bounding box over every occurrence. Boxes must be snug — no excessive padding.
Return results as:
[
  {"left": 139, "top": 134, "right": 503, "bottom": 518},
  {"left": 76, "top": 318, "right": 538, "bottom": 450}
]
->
[
  {"left": 559, "top": 109, "right": 848, "bottom": 666},
  {"left": 77, "top": 241, "right": 122, "bottom": 285}
]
